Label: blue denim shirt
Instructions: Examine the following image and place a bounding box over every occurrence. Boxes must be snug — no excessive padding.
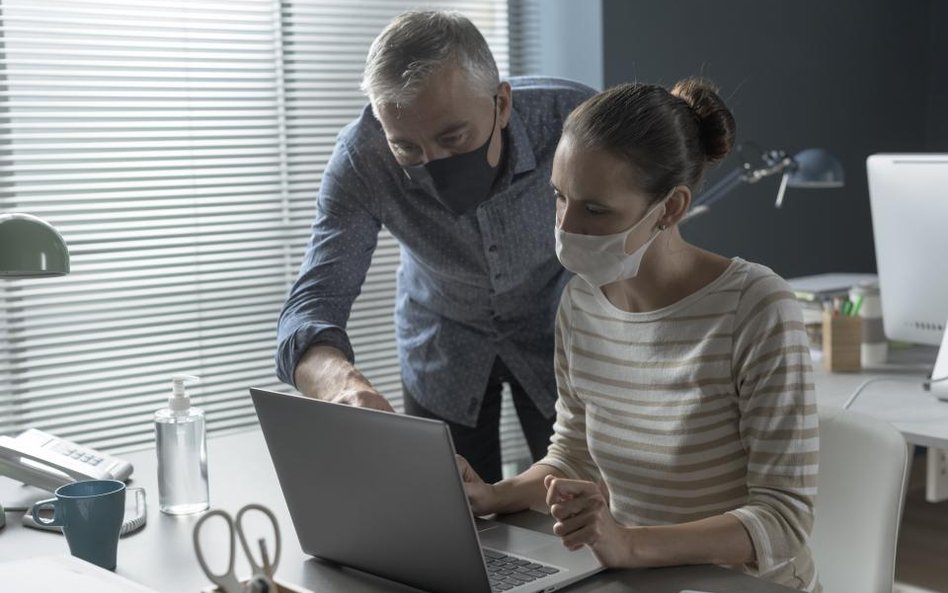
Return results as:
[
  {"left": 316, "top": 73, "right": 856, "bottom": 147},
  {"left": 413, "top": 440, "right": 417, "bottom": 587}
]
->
[{"left": 276, "top": 77, "right": 595, "bottom": 426}]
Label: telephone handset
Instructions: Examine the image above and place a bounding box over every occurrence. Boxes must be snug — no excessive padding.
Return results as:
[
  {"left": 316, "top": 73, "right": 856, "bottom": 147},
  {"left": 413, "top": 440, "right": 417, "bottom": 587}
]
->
[{"left": 0, "top": 428, "right": 134, "bottom": 493}]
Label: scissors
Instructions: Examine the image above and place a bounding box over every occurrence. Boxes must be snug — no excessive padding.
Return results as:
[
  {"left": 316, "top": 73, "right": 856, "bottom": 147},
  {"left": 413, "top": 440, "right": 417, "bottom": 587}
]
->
[{"left": 193, "top": 504, "right": 282, "bottom": 593}]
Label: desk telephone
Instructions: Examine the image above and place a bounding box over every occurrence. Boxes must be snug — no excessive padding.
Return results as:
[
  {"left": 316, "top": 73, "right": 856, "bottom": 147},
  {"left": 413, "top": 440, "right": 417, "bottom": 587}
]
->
[{"left": 0, "top": 428, "right": 134, "bottom": 493}]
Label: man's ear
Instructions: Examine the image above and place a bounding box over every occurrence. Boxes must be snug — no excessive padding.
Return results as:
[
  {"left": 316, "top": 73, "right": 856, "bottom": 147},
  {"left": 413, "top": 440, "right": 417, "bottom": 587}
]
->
[
  {"left": 496, "top": 81, "right": 513, "bottom": 129},
  {"left": 660, "top": 185, "right": 692, "bottom": 227}
]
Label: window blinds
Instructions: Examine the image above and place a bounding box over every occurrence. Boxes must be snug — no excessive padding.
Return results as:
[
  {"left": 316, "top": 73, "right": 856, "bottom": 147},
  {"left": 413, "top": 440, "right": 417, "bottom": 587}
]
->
[{"left": 0, "top": 0, "right": 515, "bottom": 453}]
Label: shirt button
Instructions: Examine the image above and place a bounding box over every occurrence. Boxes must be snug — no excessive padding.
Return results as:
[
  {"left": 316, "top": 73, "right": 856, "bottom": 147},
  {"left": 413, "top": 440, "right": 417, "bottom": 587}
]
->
[{"left": 488, "top": 245, "right": 497, "bottom": 252}]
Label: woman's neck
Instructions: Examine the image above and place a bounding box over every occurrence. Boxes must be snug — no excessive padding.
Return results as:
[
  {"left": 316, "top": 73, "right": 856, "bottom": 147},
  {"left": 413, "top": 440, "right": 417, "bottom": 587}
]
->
[{"left": 600, "top": 228, "right": 730, "bottom": 313}]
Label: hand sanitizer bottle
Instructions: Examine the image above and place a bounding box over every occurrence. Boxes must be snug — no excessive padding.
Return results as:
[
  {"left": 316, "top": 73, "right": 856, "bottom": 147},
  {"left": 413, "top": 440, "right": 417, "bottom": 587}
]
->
[{"left": 155, "top": 373, "right": 209, "bottom": 514}]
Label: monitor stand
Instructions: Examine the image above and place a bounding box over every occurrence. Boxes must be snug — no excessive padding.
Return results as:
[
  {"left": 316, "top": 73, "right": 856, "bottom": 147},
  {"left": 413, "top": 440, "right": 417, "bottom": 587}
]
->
[{"left": 932, "top": 322, "right": 948, "bottom": 401}]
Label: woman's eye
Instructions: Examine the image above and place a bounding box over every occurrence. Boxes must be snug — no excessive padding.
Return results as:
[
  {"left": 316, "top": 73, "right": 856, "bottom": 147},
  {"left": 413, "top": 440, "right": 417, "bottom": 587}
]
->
[{"left": 585, "top": 204, "right": 608, "bottom": 215}]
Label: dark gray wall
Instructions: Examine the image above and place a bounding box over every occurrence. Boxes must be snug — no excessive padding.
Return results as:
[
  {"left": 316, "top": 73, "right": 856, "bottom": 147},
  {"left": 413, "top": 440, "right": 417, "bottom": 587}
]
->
[
  {"left": 602, "top": 0, "right": 934, "bottom": 278},
  {"left": 927, "top": 0, "right": 948, "bottom": 150}
]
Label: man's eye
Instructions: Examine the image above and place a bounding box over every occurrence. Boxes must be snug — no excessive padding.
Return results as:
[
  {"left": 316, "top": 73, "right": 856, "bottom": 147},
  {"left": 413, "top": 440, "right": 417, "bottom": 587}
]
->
[
  {"left": 585, "top": 204, "right": 608, "bottom": 214},
  {"left": 441, "top": 135, "right": 463, "bottom": 147},
  {"left": 393, "top": 143, "right": 418, "bottom": 154}
]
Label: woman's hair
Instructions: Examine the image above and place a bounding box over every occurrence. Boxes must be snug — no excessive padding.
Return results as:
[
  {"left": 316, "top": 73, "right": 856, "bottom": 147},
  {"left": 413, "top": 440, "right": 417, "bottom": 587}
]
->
[
  {"left": 361, "top": 10, "right": 499, "bottom": 115},
  {"left": 562, "top": 77, "right": 737, "bottom": 203}
]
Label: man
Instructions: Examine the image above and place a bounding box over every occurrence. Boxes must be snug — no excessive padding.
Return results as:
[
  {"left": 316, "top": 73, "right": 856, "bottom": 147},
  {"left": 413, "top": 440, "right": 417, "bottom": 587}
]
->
[{"left": 276, "top": 10, "right": 593, "bottom": 483}]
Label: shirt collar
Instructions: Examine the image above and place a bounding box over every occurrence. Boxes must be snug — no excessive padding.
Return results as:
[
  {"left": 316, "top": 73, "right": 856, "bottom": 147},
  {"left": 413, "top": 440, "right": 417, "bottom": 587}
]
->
[{"left": 505, "top": 108, "right": 537, "bottom": 176}]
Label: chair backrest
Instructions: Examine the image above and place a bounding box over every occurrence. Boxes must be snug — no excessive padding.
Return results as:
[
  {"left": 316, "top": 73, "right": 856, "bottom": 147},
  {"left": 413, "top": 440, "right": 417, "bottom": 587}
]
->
[{"left": 810, "top": 407, "right": 911, "bottom": 593}]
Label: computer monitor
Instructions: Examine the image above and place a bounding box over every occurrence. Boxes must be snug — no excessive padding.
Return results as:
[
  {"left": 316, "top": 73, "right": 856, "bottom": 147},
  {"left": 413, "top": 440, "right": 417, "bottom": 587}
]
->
[{"left": 867, "top": 154, "right": 948, "bottom": 348}]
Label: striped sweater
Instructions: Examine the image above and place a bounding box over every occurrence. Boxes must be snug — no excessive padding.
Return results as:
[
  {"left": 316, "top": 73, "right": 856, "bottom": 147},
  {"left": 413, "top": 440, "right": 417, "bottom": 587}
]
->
[{"left": 538, "top": 258, "right": 820, "bottom": 592}]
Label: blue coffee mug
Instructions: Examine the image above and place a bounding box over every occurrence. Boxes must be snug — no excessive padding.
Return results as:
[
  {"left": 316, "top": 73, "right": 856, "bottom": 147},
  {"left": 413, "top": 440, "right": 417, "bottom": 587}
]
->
[{"left": 31, "top": 479, "right": 126, "bottom": 570}]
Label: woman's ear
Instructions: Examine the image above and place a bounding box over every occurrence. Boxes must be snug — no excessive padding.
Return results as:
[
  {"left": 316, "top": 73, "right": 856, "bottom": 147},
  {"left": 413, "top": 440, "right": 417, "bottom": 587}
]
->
[{"left": 660, "top": 185, "right": 692, "bottom": 227}]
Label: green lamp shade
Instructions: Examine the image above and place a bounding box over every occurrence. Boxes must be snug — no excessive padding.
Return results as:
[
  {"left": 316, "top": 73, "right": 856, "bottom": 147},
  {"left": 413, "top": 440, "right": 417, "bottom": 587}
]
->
[{"left": 0, "top": 213, "right": 70, "bottom": 277}]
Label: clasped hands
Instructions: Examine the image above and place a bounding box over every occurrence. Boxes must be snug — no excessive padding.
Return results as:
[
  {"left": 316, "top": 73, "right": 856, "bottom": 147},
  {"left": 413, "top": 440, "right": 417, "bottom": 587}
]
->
[{"left": 457, "top": 456, "right": 634, "bottom": 567}]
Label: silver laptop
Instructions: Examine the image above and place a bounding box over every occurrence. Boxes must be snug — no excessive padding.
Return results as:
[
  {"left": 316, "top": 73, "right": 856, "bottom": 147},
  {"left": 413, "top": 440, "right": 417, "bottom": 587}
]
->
[{"left": 250, "top": 388, "right": 602, "bottom": 593}]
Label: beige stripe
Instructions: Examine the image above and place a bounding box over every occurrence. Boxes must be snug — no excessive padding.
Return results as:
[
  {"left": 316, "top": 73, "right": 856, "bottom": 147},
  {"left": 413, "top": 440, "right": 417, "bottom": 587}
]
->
[
  {"left": 733, "top": 289, "right": 797, "bottom": 336},
  {"left": 735, "top": 321, "right": 808, "bottom": 366},
  {"left": 571, "top": 299, "right": 736, "bottom": 324},
  {"left": 616, "top": 500, "right": 744, "bottom": 525},
  {"left": 575, "top": 384, "right": 735, "bottom": 408},
  {"left": 572, "top": 369, "right": 733, "bottom": 391},
  {"left": 571, "top": 326, "right": 733, "bottom": 347},
  {"left": 610, "top": 481, "right": 749, "bottom": 511},
  {"left": 664, "top": 311, "right": 736, "bottom": 322},
  {"left": 593, "top": 445, "right": 748, "bottom": 474},
  {"left": 743, "top": 363, "right": 814, "bottom": 383},
  {"left": 589, "top": 408, "right": 737, "bottom": 437},
  {"left": 743, "top": 403, "right": 818, "bottom": 419},
  {"left": 745, "top": 470, "right": 818, "bottom": 488},
  {"left": 586, "top": 429, "right": 746, "bottom": 456},
  {"left": 571, "top": 345, "right": 732, "bottom": 369},
  {"left": 744, "top": 342, "right": 811, "bottom": 368},
  {"left": 612, "top": 496, "right": 747, "bottom": 524},
  {"left": 581, "top": 399, "right": 739, "bottom": 423},
  {"left": 749, "top": 450, "right": 819, "bottom": 467},
  {"left": 740, "top": 426, "right": 820, "bottom": 441},
  {"left": 605, "top": 464, "right": 748, "bottom": 491},
  {"left": 741, "top": 382, "right": 815, "bottom": 397}
]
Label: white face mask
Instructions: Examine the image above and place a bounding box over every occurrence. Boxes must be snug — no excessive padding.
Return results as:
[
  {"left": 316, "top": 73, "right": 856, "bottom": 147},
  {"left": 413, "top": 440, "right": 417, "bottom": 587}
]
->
[{"left": 555, "top": 199, "right": 667, "bottom": 287}]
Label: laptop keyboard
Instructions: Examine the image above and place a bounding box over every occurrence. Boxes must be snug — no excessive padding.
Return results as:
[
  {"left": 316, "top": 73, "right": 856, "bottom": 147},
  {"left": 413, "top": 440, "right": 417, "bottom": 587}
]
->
[{"left": 483, "top": 548, "right": 561, "bottom": 592}]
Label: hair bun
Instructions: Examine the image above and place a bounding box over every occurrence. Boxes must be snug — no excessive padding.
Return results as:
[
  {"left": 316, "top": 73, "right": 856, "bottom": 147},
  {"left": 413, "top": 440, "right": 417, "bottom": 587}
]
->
[{"left": 671, "top": 77, "right": 736, "bottom": 164}]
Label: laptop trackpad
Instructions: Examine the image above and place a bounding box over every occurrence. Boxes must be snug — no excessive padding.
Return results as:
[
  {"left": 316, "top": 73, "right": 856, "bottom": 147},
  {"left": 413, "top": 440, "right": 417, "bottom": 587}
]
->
[{"left": 478, "top": 520, "right": 595, "bottom": 563}]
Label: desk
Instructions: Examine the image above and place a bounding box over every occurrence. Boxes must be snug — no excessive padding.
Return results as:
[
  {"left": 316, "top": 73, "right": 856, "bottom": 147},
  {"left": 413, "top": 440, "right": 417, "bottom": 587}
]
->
[
  {"left": 0, "top": 429, "right": 796, "bottom": 593},
  {"left": 812, "top": 344, "right": 948, "bottom": 449}
]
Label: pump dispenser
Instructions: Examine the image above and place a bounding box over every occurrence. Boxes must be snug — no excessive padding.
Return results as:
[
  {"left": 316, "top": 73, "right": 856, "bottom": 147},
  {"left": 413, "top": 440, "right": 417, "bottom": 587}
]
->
[{"left": 155, "top": 373, "right": 209, "bottom": 514}]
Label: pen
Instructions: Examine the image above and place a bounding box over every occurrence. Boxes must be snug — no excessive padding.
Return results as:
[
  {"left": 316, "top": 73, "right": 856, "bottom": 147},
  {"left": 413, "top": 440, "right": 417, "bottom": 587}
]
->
[
  {"left": 850, "top": 295, "right": 864, "bottom": 317},
  {"left": 841, "top": 299, "right": 852, "bottom": 317}
]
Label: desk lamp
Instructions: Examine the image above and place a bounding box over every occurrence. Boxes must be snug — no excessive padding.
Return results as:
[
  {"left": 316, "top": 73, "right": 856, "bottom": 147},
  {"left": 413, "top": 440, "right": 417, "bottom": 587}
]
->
[
  {"left": 0, "top": 213, "right": 70, "bottom": 277},
  {"left": 0, "top": 212, "right": 70, "bottom": 528},
  {"left": 686, "top": 145, "right": 845, "bottom": 219}
]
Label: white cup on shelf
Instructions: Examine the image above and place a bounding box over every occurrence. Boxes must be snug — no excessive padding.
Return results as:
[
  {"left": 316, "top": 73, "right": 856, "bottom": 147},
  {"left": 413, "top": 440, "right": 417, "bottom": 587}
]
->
[{"left": 850, "top": 281, "right": 886, "bottom": 367}]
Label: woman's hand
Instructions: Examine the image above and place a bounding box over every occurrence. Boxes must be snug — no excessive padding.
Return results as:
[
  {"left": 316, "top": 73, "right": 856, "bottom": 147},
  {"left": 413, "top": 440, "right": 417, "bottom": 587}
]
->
[
  {"left": 456, "top": 455, "right": 499, "bottom": 516},
  {"left": 544, "top": 475, "right": 634, "bottom": 568}
]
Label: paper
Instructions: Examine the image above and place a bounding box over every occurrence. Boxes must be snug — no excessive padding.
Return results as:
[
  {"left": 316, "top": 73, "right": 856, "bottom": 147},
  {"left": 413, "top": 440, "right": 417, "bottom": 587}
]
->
[
  {"left": 787, "top": 273, "right": 878, "bottom": 301},
  {"left": 0, "top": 555, "right": 161, "bottom": 593}
]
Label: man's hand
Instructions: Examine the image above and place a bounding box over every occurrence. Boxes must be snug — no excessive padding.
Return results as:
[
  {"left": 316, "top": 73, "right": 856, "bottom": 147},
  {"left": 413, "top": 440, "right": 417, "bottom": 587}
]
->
[
  {"left": 331, "top": 388, "right": 394, "bottom": 412},
  {"left": 295, "top": 345, "right": 393, "bottom": 411},
  {"left": 544, "top": 475, "right": 633, "bottom": 567},
  {"left": 456, "top": 454, "right": 499, "bottom": 516}
]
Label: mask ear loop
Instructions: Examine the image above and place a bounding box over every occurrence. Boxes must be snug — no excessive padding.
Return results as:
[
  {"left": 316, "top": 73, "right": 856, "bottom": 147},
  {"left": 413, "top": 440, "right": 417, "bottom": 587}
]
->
[{"left": 655, "top": 186, "right": 681, "bottom": 232}]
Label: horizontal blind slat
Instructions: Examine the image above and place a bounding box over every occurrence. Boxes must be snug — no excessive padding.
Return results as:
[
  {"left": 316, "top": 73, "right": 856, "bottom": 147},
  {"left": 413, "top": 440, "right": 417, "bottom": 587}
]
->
[{"left": 1, "top": 0, "right": 511, "bottom": 456}]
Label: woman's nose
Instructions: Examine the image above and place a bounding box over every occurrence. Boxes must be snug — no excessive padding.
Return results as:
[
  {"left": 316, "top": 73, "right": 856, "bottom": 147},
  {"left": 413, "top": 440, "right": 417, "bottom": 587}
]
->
[{"left": 557, "top": 204, "right": 582, "bottom": 234}]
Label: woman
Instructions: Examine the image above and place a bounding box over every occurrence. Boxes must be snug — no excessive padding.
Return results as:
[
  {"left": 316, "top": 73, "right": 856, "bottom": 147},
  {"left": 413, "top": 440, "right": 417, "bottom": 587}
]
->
[{"left": 458, "top": 78, "right": 820, "bottom": 592}]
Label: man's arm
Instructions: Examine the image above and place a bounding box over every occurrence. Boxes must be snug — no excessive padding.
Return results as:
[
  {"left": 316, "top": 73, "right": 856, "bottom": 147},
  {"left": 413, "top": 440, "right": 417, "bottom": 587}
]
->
[
  {"left": 276, "top": 134, "right": 393, "bottom": 411},
  {"left": 293, "top": 344, "right": 393, "bottom": 411}
]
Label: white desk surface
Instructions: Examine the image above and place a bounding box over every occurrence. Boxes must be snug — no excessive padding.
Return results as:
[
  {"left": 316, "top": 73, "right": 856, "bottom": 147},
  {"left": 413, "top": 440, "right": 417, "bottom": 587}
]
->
[
  {"left": 812, "top": 344, "right": 948, "bottom": 449},
  {"left": 0, "top": 428, "right": 796, "bottom": 593}
]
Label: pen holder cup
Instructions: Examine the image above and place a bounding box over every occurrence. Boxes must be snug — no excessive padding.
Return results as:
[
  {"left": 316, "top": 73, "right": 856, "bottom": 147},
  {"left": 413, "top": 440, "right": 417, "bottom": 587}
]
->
[
  {"left": 822, "top": 310, "right": 863, "bottom": 372},
  {"left": 202, "top": 579, "right": 313, "bottom": 593}
]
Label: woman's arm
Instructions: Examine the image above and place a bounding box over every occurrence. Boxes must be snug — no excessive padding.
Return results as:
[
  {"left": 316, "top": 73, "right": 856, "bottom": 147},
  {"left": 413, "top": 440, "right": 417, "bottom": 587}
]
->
[{"left": 545, "top": 476, "right": 754, "bottom": 568}]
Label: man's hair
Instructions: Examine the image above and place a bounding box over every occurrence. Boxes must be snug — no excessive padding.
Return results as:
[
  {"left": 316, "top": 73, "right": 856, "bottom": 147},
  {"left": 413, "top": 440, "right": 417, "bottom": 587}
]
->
[{"left": 361, "top": 10, "right": 499, "bottom": 115}]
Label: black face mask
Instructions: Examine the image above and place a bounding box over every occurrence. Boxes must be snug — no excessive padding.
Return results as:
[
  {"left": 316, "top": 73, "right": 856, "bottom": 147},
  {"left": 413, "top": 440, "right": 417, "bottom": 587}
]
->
[{"left": 402, "top": 97, "right": 499, "bottom": 216}]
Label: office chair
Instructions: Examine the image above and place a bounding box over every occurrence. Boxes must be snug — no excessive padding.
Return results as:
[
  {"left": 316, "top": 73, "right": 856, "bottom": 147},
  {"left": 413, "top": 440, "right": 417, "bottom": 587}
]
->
[{"left": 809, "top": 407, "right": 911, "bottom": 593}]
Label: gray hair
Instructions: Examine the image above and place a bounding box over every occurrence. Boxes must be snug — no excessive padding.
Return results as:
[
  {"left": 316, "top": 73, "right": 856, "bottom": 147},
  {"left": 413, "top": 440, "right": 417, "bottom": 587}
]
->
[{"left": 361, "top": 10, "right": 500, "bottom": 114}]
